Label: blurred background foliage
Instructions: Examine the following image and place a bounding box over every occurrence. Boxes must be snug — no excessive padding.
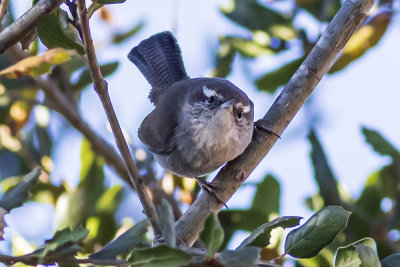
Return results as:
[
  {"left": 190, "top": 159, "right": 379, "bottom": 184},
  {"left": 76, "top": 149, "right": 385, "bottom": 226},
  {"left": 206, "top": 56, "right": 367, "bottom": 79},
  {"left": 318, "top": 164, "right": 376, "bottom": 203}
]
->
[{"left": 0, "top": 0, "right": 399, "bottom": 266}]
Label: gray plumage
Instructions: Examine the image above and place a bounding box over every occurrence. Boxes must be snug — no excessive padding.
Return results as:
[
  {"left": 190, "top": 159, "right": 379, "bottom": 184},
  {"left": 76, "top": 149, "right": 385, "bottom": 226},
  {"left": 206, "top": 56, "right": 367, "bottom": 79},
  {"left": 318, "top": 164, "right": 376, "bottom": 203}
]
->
[{"left": 128, "top": 32, "right": 254, "bottom": 178}]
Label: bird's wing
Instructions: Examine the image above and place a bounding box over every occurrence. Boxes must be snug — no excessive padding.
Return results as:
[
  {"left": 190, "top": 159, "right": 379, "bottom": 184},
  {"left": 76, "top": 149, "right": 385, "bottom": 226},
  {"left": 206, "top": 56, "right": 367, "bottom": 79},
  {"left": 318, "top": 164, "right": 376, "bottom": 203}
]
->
[{"left": 138, "top": 104, "right": 179, "bottom": 155}]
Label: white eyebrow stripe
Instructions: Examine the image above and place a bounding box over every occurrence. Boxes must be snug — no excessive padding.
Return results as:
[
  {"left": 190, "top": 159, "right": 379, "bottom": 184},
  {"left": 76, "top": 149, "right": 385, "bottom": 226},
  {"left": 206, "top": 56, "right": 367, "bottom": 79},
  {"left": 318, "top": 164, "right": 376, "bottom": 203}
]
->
[
  {"left": 242, "top": 105, "right": 251, "bottom": 113},
  {"left": 203, "top": 86, "right": 216, "bottom": 98},
  {"left": 236, "top": 102, "right": 251, "bottom": 113}
]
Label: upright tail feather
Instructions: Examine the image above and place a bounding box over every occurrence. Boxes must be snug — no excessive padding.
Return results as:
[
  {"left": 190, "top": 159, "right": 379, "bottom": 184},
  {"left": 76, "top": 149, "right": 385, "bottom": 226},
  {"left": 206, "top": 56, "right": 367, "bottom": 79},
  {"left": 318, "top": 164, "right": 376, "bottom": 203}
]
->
[{"left": 128, "top": 31, "right": 189, "bottom": 104}]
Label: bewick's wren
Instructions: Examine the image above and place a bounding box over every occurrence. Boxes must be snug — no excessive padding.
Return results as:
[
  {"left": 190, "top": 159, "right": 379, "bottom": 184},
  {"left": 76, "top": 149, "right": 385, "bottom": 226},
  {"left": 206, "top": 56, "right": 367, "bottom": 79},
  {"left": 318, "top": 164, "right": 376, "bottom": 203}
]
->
[{"left": 128, "top": 31, "right": 254, "bottom": 186}]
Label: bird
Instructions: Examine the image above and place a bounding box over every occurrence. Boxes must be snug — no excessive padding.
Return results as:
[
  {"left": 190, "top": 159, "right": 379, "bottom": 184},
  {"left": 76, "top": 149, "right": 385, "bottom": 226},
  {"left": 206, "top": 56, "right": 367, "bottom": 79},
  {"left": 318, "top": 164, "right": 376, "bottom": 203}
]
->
[{"left": 127, "top": 31, "right": 254, "bottom": 196}]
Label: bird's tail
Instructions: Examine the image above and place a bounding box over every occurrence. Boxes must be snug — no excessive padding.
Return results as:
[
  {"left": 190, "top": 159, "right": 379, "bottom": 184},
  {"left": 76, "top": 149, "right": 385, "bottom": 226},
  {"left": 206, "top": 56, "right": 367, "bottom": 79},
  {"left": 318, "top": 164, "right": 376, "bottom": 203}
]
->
[{"left": 127, "top": 31, "right": 189, "bottom": 104}]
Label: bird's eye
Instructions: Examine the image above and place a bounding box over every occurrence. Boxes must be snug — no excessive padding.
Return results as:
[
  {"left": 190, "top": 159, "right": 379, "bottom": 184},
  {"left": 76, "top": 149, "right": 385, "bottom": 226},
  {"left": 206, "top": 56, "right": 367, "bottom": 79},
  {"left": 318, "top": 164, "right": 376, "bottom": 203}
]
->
[
  {"left": 237, "top": 111, "right": 244, "bottom": 120},
  {"left": 207, "top": 95, "right": 215, "bottom": 104}
]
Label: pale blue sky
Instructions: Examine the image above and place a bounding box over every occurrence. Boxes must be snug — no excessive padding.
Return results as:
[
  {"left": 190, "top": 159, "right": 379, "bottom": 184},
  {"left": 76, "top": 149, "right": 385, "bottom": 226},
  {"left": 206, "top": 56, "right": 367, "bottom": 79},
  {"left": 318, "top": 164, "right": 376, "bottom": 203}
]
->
[{"left": 5, "top": 0, "right": 400, "bottom": 256}]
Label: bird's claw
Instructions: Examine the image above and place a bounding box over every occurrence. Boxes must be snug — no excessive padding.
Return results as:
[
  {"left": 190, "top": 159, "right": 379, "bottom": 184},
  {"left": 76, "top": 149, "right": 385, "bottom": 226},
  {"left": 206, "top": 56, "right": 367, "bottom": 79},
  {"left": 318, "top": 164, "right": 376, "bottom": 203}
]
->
[
  {"left": 195, "top": 177, "right": 228, "bottom": 209},
  {"left": 254, "top": 119, "right": 281, "bottom": 138}
]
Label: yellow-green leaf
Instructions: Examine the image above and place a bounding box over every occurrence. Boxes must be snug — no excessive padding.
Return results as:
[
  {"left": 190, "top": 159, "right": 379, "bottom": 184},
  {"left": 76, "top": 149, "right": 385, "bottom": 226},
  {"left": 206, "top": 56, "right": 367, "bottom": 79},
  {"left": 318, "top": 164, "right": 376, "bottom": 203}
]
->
[
  {"left": 329, "top": 10, "right": 393, "bottom": 73},
  {"left": 0, "top": 48, "right": 77, "bottom": 78}
]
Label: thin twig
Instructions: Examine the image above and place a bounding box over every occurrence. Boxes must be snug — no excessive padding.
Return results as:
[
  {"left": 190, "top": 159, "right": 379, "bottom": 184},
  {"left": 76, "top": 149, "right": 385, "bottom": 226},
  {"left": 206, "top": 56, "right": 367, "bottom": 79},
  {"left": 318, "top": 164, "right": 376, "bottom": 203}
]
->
[
  {"left": 0, "top": 0, "right": 64, "bottom": 53},
  {"left": 75, "top": 0, "right": 161, "bottom": 237},
  {"left": 175, "top": 0, "right": 376, "bottom": 246},
  {"left": 5, "top": 45, "right": 181, "bottom": 220}
]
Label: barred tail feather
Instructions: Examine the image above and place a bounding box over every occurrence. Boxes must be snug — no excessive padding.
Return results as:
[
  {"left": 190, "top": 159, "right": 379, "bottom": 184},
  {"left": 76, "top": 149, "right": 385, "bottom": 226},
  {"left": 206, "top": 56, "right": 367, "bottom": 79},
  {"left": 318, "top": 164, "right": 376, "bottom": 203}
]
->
[{"left": 127, "top": 31, "right": 189, "bottom": 103}]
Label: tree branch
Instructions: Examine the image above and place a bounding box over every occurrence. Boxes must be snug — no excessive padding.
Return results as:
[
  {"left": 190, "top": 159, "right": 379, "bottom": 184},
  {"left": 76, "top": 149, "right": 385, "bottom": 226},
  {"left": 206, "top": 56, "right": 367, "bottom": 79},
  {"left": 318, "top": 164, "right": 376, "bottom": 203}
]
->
[
  {"left": 175, "top": 0, "right": 376, "bottom": 246},
  {"left": 0, "top": 254, "right": 130, "bottom": 266},
  {"left": 75, "top": 0, "right": 161, "bottom": 237},
  {"left": 0, "top": 0, "right": 64, "bottom": 53}
]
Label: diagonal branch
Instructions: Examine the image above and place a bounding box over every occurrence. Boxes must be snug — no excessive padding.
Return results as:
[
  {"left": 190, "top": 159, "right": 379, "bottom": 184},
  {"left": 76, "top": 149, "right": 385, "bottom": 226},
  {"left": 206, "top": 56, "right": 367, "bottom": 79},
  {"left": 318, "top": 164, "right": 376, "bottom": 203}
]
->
[
  {"left": 75, "top": 0, "right": 161, "bottom": 237},
  {"left": 0, "top": 0, "right": 64, "bottom": 53},
  {"left": 175, "top": 0, "right": 376, "bottom": 246}
]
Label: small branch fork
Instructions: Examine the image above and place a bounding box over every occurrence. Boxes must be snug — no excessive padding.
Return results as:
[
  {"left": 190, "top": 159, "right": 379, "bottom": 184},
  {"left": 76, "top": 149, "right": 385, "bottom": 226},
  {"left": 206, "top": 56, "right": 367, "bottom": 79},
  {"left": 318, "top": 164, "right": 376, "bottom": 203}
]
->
[
  {"left": 75, "top": 0, "right": 161, "bottom": 237},
  {"left": 175, "top": 0, "right": 376, "bottom": 246},
  {"left": 0, "top": 0, "right": 64, "bottom": 53}
]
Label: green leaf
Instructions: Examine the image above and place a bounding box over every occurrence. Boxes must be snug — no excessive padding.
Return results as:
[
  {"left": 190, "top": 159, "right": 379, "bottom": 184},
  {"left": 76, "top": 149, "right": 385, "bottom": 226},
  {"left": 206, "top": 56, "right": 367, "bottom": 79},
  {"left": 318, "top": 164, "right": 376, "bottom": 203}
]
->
[
  {"left": 42, "top": 226, "right": 89, "bottom": 257},
  {"left": 211, "top": 37, "right": 236, "bottom": 78},
  {"left": 285, "top": 206, "right": 351, "bottom": 258},
  {"left": 35, "top": 126, "right": 52, "bottom": 157},
  {"left": 157, "top": 199, "right": 176, "bottom": 248},
  {"left": 251, "top": 174, "right": 280, "bottom": 216},
  {"left": 96, "top": 0, "right": 126, "bottom": 4},
  {"left": 221, "top": 0, "right": 295, "bottom": 39},
  {"left": 256, "top": 57, "right": 304, "bottom": 93},
  {"left": 79, "top": 138, "right": 105, "bottom": 214},
  {"left": 0, "top": 48, "right": 77, "bottom": 78},
  {"left": 200, "top": 213, "right": 224, "bottom": 257},
  {"left": 225, "top": 36, "right": 273, "bottom": 58},
  {"left": 329, "top": 10, "right": 393, "bottom": 74},
  {"left": 0, "top": 167, "right": 41, "bottom": 211},
  {"left": 72, "top": 62, "right": 119, "bottom": 91},
  {"left": 96, "top": 185, "right": 124, "bottom": 214},
  {"left": 296, "top": 0, "right": 341, "bottom": 22},
  {"left": 382, "top": 253, "right": 400, "bottom": 267},
  {"left": 89, "top": 220, "right": 150, "bottom": 259},
  {"left": 129, "top": 245, "right": 192, "bottom": 267},
  {"left": 308, "top": 129, "right": 341, "bottom": 206},
  {"left": 237, "top": 216, "right": 301, "bottom": 249},
  {"left": 362, "top": 126, "right": 400, "bottom": 161},
  {"left": 219, "top": 209, "right": 270, "bottom": 249},
  {"left": 335, "top": 237, "right": 381, "bottom": 267},
  {"left": 37, "top": 8, "right": 85, "bottom": 54},
  {"left": 217, "top": 247, "right": 261, "bottom": 267},
  {"left": 112, "top": 21, "right": 144, "bottom": 44}
]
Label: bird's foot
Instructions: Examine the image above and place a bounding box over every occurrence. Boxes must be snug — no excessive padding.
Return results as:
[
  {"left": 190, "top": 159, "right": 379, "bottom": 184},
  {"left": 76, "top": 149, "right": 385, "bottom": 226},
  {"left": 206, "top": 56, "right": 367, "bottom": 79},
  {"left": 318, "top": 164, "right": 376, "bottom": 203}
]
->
[
  {"left": 195, "top": 177, "right": 228, "bottom": 209},
  {"left": 254, "top": 119, "right": 281, "bottom": 138}
]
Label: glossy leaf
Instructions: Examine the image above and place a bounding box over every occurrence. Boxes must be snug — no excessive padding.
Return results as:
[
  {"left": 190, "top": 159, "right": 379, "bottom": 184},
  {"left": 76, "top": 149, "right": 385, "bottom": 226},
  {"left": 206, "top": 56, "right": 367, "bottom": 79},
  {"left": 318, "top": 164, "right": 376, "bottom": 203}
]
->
[
  {"left": 362, "top": 126, "right": 400, "bottom": 161},
  {"left": 37, "top": 8, "right": 85, "bottom": 54},
  {"left": 157, "top": 199, "right": 176, "bottom": 247},
  {"left": 251, "top": 174, "right": 280, "bottom": 216},
  {"left": 285, "top": 206, "right": 351, "bottom": 258},
  {"left": 335, "top": 237, "right": 381, "bottom": 267},
  {"left": 0, "top": 48, "right": 77, "bottom": 78},
  {"left": 217, "top": 247, "right": 261, "bottom": 267},
  {"left": 256, "top": 57, "right": 304, "bottom": 93},
  {"left": 200, "top": 213, "right": 224, "bottom": 256},
  {"left": 220, "top": 209, "right": 271, "bottom": 249},
  {"left": 0, "top": 167, "right": 41, "bottom": 211},
  {"left": 129, "top": 245, "right": 192, "bottom": 267},
  {"left": 41, "top": 226, "right": 89, "bottom": 257},
  {"left": 308, "top": 129, "right": 341, "bottom": 206},
  {"left": 72, "top": 62, "right": 119, "bottom": 91},
  {"left": 382, "top": 253, "right": 400, "bottom": 267},
  {"left": 89, "top": 220, "right": 150, "bottom": 259},
  {"left": 329, "top": 10, "right": 393, "bottom": 73},
  {"left": 237, "top": 216, "right": 301, "bottom": 249}
]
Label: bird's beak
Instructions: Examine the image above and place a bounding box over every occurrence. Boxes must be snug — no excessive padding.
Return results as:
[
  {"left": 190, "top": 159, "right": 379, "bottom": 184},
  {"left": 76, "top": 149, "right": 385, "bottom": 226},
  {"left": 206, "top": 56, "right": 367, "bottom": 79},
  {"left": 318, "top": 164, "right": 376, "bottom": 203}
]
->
[{"left": 219, "top": 99, "right": 234, "bottom": 111}]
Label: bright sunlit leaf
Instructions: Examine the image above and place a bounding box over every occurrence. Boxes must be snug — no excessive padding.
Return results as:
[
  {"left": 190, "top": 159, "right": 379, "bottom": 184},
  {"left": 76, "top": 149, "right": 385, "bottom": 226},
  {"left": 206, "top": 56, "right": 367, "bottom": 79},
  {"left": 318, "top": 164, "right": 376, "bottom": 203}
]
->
[{"left": 0, "top": 48, "right": 77, "bottom": 78}]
